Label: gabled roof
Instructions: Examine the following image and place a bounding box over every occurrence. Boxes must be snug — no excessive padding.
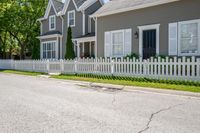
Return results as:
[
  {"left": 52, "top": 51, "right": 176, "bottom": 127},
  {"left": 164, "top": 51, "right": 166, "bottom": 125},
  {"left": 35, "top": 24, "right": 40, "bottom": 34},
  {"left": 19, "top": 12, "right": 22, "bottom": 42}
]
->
[
  {"left": 91, "top": 0, "right": 180, "bottom": 17},
  {"left": 52, "top": 0, "right": 64, "bottom": 13},
  {"left": 74, "top": 0, "right": 87, "bottom": 8},
  {"left": 62, "top": 0, "right": 103, "bottom": 14}
]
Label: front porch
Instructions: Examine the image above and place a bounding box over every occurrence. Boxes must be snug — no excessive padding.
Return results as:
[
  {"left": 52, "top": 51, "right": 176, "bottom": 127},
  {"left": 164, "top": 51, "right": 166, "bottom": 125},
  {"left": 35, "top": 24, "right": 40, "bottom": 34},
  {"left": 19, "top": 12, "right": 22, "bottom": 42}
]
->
[{"left": 73, "top": 33, "right": 96, "bottom": 58}]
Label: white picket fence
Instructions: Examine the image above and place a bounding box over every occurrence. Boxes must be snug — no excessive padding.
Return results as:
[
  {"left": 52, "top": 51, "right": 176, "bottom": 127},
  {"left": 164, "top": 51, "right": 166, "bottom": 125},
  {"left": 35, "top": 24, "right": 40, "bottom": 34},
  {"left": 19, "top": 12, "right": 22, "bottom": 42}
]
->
[{"left": 0, "top": 56, "right": 200, "bottom": 81}]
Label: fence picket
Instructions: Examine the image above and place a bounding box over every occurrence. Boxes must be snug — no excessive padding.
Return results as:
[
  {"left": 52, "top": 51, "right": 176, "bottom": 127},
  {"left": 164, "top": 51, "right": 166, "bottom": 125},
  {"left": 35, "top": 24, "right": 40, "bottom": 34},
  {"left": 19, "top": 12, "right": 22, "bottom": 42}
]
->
[{"left": 0, "top": 56, "right": 199, "bottom": 81}]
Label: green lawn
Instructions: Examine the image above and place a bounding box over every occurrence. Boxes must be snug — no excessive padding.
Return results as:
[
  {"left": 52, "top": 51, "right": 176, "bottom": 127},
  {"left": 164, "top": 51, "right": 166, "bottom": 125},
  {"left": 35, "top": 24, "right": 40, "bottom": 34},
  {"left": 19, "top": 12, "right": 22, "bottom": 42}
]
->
[
  {"left": 0, "top": 70, "right": 199, "bottom": 93},
  {"left": 51, "top": 74, "right": 200, "bottom": 93},
  {"left": 0, "top": 70, "right": 45, "bottom": 76}
]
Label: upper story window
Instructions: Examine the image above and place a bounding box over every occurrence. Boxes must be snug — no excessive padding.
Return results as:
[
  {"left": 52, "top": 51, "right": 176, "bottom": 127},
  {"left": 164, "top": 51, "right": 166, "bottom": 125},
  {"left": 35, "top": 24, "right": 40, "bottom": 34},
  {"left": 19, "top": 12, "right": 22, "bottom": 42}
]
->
[
  {"left": 49, "top": 15, "right": 56, "bottom": 30},
  {"left": 68, "top": 10, "right": 75, "bottom": 27}
]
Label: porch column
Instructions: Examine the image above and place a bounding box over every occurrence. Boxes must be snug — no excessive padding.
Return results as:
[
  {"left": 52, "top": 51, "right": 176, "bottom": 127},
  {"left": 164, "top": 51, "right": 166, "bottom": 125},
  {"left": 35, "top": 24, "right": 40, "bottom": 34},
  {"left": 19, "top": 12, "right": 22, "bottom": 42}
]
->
[
  {"left": 82, "top": 43, "right": 85, "bottom": 57},
  {"left": 89, "top": 42, "right": 92, "bottom": 57},
  {"left": 77, "top": 43, "right": 80, "bottom": 58}
]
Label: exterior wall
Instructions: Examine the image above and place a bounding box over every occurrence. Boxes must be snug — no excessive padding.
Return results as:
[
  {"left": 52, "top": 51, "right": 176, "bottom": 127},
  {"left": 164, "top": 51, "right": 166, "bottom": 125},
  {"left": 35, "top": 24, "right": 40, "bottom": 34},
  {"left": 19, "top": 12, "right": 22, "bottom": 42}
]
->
[
  {"left": 97, "top": 0, "right": 200, "bottom": 57},
  {"left": 61, "top": 0, "right": 83, "bottom": 58},
  {"left": 41, "top": 7, "right": 62, "bottom": 35},
  {"left": 85, "top": 1, "right": 102, "bottom": 34}
]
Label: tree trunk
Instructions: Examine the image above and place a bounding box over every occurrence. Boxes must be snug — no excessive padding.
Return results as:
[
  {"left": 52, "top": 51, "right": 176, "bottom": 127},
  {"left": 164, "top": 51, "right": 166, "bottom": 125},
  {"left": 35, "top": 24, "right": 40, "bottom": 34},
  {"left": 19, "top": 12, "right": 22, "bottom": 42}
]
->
[{"left": 20, "top": 45, "right": 25, "bottom": 60}]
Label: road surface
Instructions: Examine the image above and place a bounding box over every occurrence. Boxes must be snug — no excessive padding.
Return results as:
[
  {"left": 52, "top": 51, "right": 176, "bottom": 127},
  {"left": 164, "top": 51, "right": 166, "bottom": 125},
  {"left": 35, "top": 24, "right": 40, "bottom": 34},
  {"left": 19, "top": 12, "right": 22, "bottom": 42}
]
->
[{"left": 0, "top": 73, "right": 200, "bottom": 133}]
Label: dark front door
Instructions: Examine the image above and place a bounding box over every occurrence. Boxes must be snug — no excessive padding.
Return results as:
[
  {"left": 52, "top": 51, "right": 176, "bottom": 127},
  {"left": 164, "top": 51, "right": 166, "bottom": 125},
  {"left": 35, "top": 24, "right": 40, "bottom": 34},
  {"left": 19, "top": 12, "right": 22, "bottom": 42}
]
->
[{"left": 143, "top": 29, "right": 156, "bottom": 59}]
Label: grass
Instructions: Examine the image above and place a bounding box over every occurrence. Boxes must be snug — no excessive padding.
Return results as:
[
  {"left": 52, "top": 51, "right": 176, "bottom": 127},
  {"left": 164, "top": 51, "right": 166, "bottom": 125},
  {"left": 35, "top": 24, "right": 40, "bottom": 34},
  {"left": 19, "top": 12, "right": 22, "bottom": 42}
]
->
[
  {"left": 0, "top": 69, "right": 199, "bottom": 93},
  {"left": 0, "top": 70, "right": 46, "bottom": 76},
  {"left": 51, "top": 74, "right": 200, "bottom": 93}
]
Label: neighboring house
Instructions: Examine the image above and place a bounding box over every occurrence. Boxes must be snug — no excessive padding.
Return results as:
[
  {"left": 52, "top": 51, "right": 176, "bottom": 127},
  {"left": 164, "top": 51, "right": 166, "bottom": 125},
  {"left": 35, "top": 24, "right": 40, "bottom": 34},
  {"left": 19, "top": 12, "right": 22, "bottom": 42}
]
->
[
  {"left": 91, "top": 0, "right": 200, "bottom": 59},
  {"left": 37, "top": 0, "right": 103, "bottom": 59},
  {"left": 38, "top": 0, "right": 200, "bottom": 60}
]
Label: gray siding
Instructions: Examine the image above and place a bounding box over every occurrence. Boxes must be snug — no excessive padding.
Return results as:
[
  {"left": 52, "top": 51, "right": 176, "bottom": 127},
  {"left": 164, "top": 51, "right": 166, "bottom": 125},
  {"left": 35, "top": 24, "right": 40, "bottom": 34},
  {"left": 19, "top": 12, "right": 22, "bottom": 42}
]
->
[
  {"left": 61, "top": 0, "right": 83, "bottom": 58},
  {"left": 85, "top": 1, "right": 102, "bottom": 34},
  {"left": 41, "top": 7, "right": 62, "bottom": 35},
  {"left": 97, "top": 0, "right": 200, "bottom": 57}
]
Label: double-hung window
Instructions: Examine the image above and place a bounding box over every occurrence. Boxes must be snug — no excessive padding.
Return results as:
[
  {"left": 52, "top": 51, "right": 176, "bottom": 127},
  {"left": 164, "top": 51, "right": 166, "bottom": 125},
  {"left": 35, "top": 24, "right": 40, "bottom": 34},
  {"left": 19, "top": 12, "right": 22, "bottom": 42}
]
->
[
  {"left": 112, "top": 31, "right": 124, "bottom": 57},
  {"left": 68, "top": 10, "right": 75, "bottom": 27},
  {"left": 49, "top": 15, "right": 56, "bottom": 30},
  {"left": 104, "top": 29, "right": 132, "bottom": 57},
  {"left": 42, "top": 42, "right": 56, "bottom": 59},
  {"left": 179, "top": 20, "right": 200, "bottom": 55}
]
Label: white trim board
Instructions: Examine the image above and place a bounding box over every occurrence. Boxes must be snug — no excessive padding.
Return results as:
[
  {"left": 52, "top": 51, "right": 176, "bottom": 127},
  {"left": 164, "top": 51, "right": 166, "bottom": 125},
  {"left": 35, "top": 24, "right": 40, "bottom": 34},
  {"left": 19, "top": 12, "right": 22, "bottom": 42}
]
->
[
  {"left": 138, "top": 24, "right": 160, "bottom": 57},
  {"left": 37, "top": 34, "right": 63, "bottom": 39}
]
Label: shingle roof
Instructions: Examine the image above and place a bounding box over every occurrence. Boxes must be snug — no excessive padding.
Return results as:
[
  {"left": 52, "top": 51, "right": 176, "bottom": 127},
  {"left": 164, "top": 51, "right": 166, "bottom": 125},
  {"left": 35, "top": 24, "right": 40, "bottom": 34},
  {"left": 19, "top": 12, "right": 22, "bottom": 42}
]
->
[
  {"left": 73, "top": 0, "right": 87, "bottom": 8},
  {"left": 52, "top": 0, "right": 64, "bottom": 13},
  {"left": 41, "top": 31, "right": 62, "bottom": 36},
  {"left": 92, "top": 0, "right": 179, "bottom": 17}
]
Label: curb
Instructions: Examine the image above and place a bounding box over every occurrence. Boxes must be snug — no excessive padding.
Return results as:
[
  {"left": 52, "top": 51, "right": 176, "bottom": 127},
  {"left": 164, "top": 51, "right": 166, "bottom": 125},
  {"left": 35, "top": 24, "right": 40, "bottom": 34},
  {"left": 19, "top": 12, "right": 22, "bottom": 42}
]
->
[{"left": 89, "top": 83, "right": 200, "bottom": 98}]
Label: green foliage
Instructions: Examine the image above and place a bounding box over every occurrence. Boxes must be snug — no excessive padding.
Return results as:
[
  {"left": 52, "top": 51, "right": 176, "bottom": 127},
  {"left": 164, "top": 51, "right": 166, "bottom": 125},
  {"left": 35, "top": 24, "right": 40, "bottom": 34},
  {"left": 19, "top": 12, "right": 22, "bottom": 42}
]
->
[
  {"left": 0, "top": 0, "right": 48, "bottom": 59},
  {"left": 65, "top": 27, "right": 75, "bottom": 59},
  {"left": 125, "top": 53, "right": 139, "bottom": 59}
]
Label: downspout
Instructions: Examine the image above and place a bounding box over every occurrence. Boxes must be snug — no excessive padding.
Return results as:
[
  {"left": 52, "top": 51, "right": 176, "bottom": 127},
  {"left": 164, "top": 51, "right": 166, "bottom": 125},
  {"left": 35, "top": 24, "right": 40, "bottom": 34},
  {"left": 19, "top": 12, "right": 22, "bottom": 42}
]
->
[
  {"left": 82, "top": 10, "right": 86, "bottom": 35},
  {"left": 60, "top": 15, "right": 64, "bottom": 59},
  {"left": 38, "top": 20, "right": 43, "bottom": 59},
  {"left": 94, "top": 17, "right": 98, "bottom": 58}
]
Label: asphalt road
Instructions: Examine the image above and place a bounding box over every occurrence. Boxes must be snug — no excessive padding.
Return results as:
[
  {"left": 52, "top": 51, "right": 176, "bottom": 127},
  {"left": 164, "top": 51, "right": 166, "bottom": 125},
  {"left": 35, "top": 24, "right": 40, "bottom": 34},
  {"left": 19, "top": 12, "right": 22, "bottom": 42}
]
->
[{"left": 0, "top": 73, "right": 200, "bottom": 133}]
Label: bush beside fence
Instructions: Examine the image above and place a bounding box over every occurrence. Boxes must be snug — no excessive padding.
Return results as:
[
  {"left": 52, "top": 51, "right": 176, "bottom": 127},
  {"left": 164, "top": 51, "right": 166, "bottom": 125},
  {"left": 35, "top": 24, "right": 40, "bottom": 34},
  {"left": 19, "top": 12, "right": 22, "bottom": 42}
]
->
[{"left": 0, "top": 56, "right": 199, "bottom": 81}]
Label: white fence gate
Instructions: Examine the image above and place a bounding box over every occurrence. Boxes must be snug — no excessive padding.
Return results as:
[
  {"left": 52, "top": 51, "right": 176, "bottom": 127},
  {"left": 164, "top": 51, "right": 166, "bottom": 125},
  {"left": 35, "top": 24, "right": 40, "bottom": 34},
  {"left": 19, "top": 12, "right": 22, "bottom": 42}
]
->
[{"left": 0, "top": 57, "right": 199, "bottom": 81}]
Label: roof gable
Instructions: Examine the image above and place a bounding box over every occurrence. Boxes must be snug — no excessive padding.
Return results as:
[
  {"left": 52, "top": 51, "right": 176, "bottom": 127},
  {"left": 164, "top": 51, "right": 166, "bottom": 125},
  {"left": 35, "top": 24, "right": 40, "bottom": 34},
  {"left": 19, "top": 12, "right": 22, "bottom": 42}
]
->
[{"left": 62, "top": 0, "right": 102, "bottom": 14}]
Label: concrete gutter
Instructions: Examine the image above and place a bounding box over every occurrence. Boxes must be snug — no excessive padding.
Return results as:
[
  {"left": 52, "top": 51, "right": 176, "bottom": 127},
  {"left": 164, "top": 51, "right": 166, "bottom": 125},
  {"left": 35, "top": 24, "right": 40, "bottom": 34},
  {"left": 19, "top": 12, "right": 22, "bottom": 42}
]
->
[{"left": 89, "top": 83, "right": 200, "bottom": 98}]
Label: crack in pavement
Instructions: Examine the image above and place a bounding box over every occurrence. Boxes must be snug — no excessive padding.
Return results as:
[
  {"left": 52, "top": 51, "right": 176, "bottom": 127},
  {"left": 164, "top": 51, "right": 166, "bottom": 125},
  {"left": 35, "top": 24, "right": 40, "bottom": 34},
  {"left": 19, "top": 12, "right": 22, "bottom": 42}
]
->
[{"left": 138, "top": 103, "right": 185, "bottom": 133}]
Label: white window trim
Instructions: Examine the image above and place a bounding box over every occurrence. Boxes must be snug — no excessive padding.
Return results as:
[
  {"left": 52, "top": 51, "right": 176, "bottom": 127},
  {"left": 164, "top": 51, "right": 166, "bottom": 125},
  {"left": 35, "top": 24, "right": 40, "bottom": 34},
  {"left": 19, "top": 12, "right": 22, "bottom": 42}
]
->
[
  {"left": 138, "top": 24, "right": 160, "bottom": 58},
  {"left": 178, "top": 19, "right": 200, "bottom": 56},
  {"left": 49, "top": 15, "right": 56, "bottom": 31},
  {"left": 111, "top": 29, "right": 125, "bottom": 57},
  {"left": 68, "top": 10, "right": 75, "bottom": 27},
  {"left": 41, "top": 41, "right": 58, "bottom": 59}
]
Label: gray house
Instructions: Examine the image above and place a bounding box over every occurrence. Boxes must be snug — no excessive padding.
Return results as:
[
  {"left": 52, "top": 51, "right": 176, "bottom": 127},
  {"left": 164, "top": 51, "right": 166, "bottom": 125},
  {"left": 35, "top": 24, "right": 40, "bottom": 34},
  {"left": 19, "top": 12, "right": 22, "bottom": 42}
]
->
[
  {"left": 91, "top": 0, "right": 200, "bottom": 59},
  {"left": 37, "top": 0, "right": 103, "bottom": 59},
  {"left": 38, "top": 0, "right": 200, "bottom": 59}
]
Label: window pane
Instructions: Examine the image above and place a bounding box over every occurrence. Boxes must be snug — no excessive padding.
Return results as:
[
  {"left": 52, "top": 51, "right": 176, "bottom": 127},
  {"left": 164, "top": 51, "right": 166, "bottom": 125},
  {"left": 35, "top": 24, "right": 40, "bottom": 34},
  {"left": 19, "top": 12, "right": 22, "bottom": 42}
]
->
[
  {"left": 68, "top": 12, "right": 75, "bottom": 26},
  {"left": 113, "top": 32, "right": 123, "bottom": 44},
  {"left": 180, "top": 22, "right": 199, "bottom": 54},
  {"left": 112, "top": 31, "right": 123, "bottom": 56},
  {"left": 180, "top": 37, "right": 198, "bottom": 54},
  {"left": 43, "top": 52, "right": 46, "bottom": 58},
  {"left": 113, "top": 45, "right": 123, "bottom": 56}
]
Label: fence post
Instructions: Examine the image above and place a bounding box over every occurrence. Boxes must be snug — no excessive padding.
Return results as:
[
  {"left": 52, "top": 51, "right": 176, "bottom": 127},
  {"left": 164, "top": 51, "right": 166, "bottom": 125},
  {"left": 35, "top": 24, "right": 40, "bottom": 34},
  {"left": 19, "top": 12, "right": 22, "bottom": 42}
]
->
[
  {"left": 74, "top": 60, "right": 77, "bottom": 74},
  {"left": 60, "top": 60, "right": 64, "bottom": 73},
  {"left": 47, "top": 60, "right": 50, "bottom": 74},
  {"left": 143, "top": 59, "right": 147, "bottom": 76},
  {"left": 10, "top": 60, "right": 14, "bottom": 70},
  {"left": 32, "top": 60, "right": 35, "bottom": 72},
  {"left": 111, "top": 59, "right": 114, "bottom": 75}
]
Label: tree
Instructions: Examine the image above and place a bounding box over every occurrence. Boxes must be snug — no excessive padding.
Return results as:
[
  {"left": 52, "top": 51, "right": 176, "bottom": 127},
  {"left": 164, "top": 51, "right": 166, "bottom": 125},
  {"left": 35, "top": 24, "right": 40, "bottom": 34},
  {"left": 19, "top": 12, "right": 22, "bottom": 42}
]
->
[
  {"left": 0, "top": 0, "right": 48, "bottom": 59},
  {"left": 65, "top": 27, "right": 75, "bottom": 59}
]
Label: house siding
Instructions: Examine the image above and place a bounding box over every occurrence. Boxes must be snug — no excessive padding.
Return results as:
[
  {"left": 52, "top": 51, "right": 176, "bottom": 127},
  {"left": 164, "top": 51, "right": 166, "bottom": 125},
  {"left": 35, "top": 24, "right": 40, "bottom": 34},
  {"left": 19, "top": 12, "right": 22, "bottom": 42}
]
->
[
  {"left": 61, "top": 0, "right": 83, "bottom": 58},
  {"left": 85, "top": 1, "right": 102, "bottom": 34},
  {"left": 97, "top": 0, "right": 200, "bottom": 57},
  {"left": 41, "top": 7, "right": 62, "bottom": 35}
]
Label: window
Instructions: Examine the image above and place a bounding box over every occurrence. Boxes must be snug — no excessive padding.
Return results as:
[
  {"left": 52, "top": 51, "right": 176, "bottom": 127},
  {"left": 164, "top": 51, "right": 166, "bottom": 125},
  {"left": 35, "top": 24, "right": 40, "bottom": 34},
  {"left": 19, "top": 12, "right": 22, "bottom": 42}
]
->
[
  {"left": 179, "top": 20, "right": 200, "bottom": 55},
  {"left": 112, "top": 31, "right": 124, "bottom": 57},
  {"left": 49, "top": 15, "right": 56, "bottom": 30},
  {"left": 104, "top": 29, "right": 132, "bottom": 57},
  {"left": 68, "top": 10, "right": 75, "bottom": 27},
  {"left": 42, "top": 42, "right": 56, "bottom": 59}
]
